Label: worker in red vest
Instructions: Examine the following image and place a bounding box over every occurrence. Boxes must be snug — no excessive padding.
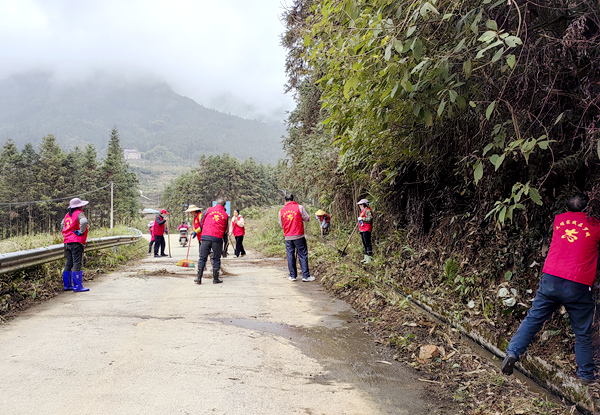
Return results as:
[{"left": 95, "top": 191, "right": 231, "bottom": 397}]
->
[
  {"left": 315, "top": 209, "right": 330, "bottom": 236},
  {"left": 148, "top": 221, "right": 155, "bottom": 254},
  {"left": 61, "top": 198, "right": 90, "bottom": 292},
  {"left": 184, "top": 204, "right": 203, "bottom": 240},
  {"left": 279, "top": 194, "right": 314, "bottom": 282},
  {"left": 502, "top": 194, "right": 600, "bottom": 383},
  {"left": 195, "top": 198, "right": 229, "bottom": 284},
  {"left": 229, "top": 209, "right": 246, "bottom": 257},
  {"left": 153, "top": 209, "right": 169, "bottom": 257},
  {"left": 357, "top": 199, "right": 373, "bottom": 263}
]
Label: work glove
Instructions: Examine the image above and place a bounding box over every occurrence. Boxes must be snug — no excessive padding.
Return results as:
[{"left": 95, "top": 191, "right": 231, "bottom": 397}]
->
[
  {"left": 191, "top": 232, "right": 196, "bottom": 239},
  {"left": 74, "top": 230, "right": 82, "bottom": 236}
]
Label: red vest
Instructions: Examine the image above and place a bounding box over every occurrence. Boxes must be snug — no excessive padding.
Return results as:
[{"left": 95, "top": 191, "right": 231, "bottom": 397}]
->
[
  {"left": 201, "top": 205, "right": 228, "bottom": 239},
  {"left": 153, "top": 215, "right": 166, "bottom": 236},
  {"left": 543, "top": 211, "right": 600, "bottom": 286},
  {"left": 358, "top": 207, "right": 372, "bottom": 232},
  {"left": 62, "top": 210, "right": 88, "bottom": 244},
  {"left": 232, "top": 216, "right": 245, "bottom": 237},
  {"left": 280, "top": 201, "right": 304, "bottom": 237},
  {"left": 193, "top": 213, "right": 202, "bottom": 238}
]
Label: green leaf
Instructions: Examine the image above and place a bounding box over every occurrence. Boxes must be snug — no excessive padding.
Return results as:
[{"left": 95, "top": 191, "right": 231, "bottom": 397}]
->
[
  {"left": 406, "top": 26, "right": 416, "bottom": 37},
  {"left": 492, "top": 47, "right": 504, "bottom": 62},
  {"left": 490, "top": 153, "right": 505, "bottom": 171},
  {"left": 504, "top": 35, "right": 523, "bottom": 47},
  {"left": 343, "top": 77, "right": 359, "bottom": 99},
  {"left": 437, "top": 100, "right": 446, "bottom": 117},
  {"left": 411, "top": 39, "right": 423, "bottom": 60},
  {"left": 384, "top": 43, "right": 392, "bottom": 61},
  {"left": 483, "top": 143, "right": 494, "bottom": 156},
  {"left": 486, "top": 20, "right": 498, "bottom": 31},
  {"left": 393, "top": 39, "right": 403, "bottom": 54},
  {"left": 473, "top": 161, "right": 483, "bottom": 184},
  {"left": 506, "top": 54, "right": 516, "bottom": 68},
  {"left": 469, "top": 101, "right": 477, "bottom": 108},
  {"left": 464, "top": 59, "right": 472, "bottom": 79},
  {"left": 456, "top": 96, "right": 466, "bottom": 109},
  {"left": 449, "top": 90, "right": 458, "bottom": 103},
  {"left": 498, "top": 206, "right": 507, "bottom": 224},
  {"left": 413, "top": 103, "right": 422, "bottom": 117},
  {"left": 442, "top": 13, "right": 453, "bottom": 21},
  {"left": 529, "top": 188, "right": 543, "bottom": 205},
  {"left": 423, "top": 110, "right": 433, "bottom": 127},
  {"left": 486, "top": 101, "right": 496, "bottom": 120},
  {"left": 478, "top": 31, "right": 497, "bottom": 43},
  {"left": 504, "top": 271, "right": 513, "bottom": 281}
]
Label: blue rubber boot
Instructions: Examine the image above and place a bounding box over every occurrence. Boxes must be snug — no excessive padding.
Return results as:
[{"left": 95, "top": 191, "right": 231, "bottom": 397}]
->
[
  {"left": 72, "top": 271, "right": 89, "bottom": 292},
  {"left": 62, "top": 271, "right": 74, "bottom": 291}
]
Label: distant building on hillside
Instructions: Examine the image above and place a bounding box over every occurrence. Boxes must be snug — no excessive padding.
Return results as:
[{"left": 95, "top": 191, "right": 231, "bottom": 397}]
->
[{"left": 124, "top": 149, "right": 141, "bottom": 160}]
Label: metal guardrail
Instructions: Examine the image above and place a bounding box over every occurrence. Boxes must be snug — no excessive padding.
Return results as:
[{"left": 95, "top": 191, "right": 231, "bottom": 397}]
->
[{"left": 0, "top": 228, "right": 143, "bottom": 275}]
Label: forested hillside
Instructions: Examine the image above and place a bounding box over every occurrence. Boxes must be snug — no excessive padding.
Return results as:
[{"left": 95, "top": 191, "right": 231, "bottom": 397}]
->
[
  {"left": 0, "top": 72, "right": 285, "bottom": 164},
  {"left": 279, "top": 0, "right": 600, "bottom": 401},
  {"left": 0, "top": 128, "right": 139, "bottom": 238}
]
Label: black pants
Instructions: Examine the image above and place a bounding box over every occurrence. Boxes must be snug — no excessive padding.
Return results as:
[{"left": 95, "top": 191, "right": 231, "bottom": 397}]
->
[
  {"left": 154, "top": 235, "right": 166, "bottom": 255},
  {"left": 198, "top": 239, "right": 223, "bottom": 279},
  {"left": 64, "top": 242, "right": 84, "bottom": 272},
  {"left": 148, "top": 240, "right": 154, "bottom": 253},
  {"left": 360, "top": 231, "right": 372, "bottom": 255},
  {"left": 235, "top": 235, "right": 246, "bottom": 257}
]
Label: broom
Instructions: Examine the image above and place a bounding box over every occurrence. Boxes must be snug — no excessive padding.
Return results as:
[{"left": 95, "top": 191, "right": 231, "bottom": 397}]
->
[{"left": 176, "top": 235, "right": 196, "bottom": 268}]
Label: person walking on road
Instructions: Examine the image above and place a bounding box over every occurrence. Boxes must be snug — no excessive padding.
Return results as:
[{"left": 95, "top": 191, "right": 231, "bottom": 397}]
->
[
  {"left": 61, "top": 197, "right": 90, "bottom": 292},
  {"left": 153, "top": 209, "right": 169, "bottom": 257},
  {"left": 229, "top": 209, "right": 246, "bottom": 257},
  {"left": 315, "top": 209, "right": 331, "bottom": 236},
  {"left": 279, "top": 194, "right": 314, "bottom": 282},
  {"left": 148, "top": 221, "right": 155, "bottom": 254},
  {"left": 195, "top": 198, "right": 229, "bottom": 284},
  {"left": 357, "top": 199, "right": 373, "bottom": 263},
  {"left": 502, "top": 194, "right": 600, "bottom": 384}
]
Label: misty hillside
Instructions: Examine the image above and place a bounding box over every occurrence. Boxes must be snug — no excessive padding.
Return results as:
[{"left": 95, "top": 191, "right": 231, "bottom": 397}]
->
[{"left": 0, "top": 72, "right": 286, "bottom": 163}]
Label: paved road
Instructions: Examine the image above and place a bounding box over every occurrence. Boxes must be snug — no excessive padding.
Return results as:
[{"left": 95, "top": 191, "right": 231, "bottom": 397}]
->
[{"left": 0, "top": 237, "right": 443, "bottom": 414}]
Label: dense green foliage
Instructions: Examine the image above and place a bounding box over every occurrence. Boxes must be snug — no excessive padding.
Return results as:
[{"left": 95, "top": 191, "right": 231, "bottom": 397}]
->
[
  {"left": 0, "top": 128, "right": 140, "bottom": 238},
  {"left": 161, "top": 154, "right": 284, "bottom": 223},
  {"left": 0, "top": 72, "right": 285, "bottom": 164},
  {"left": 282, "top": 0, "right": 600, "bottom": 233}
]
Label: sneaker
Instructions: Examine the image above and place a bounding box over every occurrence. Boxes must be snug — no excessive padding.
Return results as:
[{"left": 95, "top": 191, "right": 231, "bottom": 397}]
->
[
  {"left": 289, "top": 277, "right": 297, "bottom": 282},
  {"left": 302, "top": 276, "right": 315, "bottom": 282},
  {"left": 160, "top": 254, "right": 168, "bottom": 257},
  {"left": 154, "top": 255, "right": 159, "bottom": 258},
  {"left": 501, "top": 354, "right": 517, "bottom": 375}
]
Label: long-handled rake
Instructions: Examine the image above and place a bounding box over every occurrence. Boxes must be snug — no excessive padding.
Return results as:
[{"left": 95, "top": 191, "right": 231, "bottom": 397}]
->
[{"left": 338, "top": 224, "right": 358, "bottom": 257}]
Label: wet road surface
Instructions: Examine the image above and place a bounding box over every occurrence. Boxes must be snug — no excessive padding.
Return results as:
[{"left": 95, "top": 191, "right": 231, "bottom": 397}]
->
[{"left": 0, "top": 238, "right": 445, "bottom": 414}]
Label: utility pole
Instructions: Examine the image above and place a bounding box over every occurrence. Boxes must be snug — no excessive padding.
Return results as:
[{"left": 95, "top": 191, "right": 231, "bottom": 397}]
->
[{"left": 110, "top": 181, "right": 114, "bottom": 229}]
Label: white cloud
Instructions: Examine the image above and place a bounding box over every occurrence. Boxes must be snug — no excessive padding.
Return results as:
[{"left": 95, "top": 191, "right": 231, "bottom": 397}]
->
[{"left": 0, "top": 0, "right": 294, "bottom": 121}]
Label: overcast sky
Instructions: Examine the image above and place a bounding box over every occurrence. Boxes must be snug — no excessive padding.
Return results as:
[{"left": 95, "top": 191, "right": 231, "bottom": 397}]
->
[{"left": 0, "top": 0, "right": 295, "bottom": 122}]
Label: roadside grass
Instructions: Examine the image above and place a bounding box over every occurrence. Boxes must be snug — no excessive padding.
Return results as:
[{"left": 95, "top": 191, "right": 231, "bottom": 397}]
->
[{"left": 0, "top": 226, "right": 147, "bottom": 321}]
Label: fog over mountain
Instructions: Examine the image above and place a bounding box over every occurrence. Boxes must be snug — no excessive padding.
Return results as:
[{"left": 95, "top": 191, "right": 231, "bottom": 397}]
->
[{"left": 0, "top": 71, "right": 287, "bottom": 164}]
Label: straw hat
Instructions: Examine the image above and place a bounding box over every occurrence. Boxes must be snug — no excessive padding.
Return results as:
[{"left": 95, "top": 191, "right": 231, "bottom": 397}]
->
[
  {"left": 184, "top": 204, "right": 202, "bottom": 212},
  {"left": 69, "top": 198, "right": 89, "bottom": 208},
  {"left": 315, "top": 209, "right": 327, "bottom": 216}
]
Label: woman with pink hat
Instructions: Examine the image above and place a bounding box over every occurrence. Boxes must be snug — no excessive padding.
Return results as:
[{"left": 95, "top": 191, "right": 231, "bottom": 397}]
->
[{"left": 60, "top": 198, "right": 90, "bottom": 292}]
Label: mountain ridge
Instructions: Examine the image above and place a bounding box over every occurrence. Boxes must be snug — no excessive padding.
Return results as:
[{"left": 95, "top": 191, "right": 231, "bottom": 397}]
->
[{"left": 0, "top": 71, "right": 286, "bottom": 164}]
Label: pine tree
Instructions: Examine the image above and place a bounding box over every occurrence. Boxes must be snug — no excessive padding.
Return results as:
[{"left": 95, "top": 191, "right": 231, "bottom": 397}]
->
[{"left": 99, "top": 127, "right": 139, "bottom": 224}]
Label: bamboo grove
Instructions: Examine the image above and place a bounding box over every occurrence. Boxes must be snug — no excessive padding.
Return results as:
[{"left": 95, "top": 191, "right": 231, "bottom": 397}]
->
[{"left": 0, "top": 127, "right": 139, "bottom": 239}]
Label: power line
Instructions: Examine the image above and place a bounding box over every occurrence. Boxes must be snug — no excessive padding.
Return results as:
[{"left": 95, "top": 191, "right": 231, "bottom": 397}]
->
[{"left": 0, "top": 182, "right": 113, "bottom": 207}]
